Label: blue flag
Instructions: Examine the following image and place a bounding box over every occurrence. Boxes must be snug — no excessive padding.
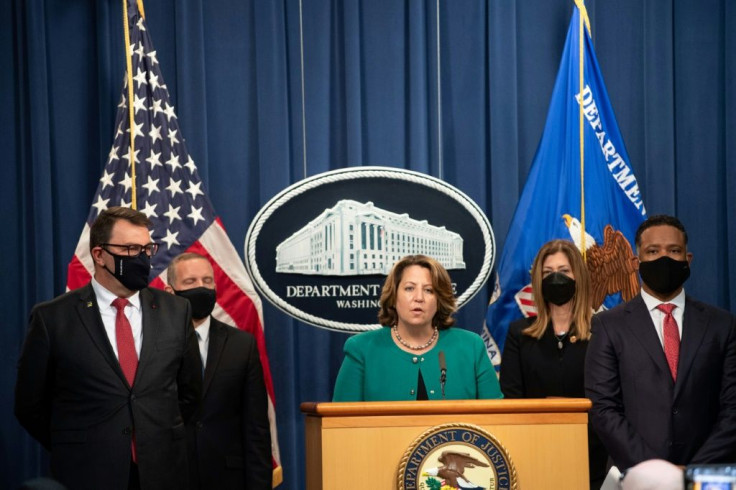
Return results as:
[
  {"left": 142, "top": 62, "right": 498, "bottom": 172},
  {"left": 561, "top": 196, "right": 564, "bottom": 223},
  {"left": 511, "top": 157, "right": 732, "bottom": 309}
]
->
[{"left": 482, "top": 5, "right": 647, "bottom": 369}]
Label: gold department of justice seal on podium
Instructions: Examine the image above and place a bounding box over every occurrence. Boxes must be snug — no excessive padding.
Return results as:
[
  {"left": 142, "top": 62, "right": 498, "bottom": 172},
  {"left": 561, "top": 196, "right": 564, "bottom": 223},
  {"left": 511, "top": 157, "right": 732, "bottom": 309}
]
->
[{"left": 397, "top": 423, "right": 517, "bottom": 490}]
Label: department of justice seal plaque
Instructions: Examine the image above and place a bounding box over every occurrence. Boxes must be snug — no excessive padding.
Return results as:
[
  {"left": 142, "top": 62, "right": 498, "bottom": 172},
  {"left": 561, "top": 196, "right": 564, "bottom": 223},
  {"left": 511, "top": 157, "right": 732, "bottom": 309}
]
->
[
  {"left": 397, "top": 423, "right": 517, "bottom": 490},
  {"left": 244, "top": 166, "right": 495, "bottom": 332}
]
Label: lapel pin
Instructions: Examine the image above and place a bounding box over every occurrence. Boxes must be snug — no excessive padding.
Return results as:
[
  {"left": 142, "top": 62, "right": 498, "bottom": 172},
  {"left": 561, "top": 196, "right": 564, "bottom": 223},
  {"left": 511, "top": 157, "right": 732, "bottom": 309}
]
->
[{"left": 86, "top": 301, "right": 94, "bottom": 308}]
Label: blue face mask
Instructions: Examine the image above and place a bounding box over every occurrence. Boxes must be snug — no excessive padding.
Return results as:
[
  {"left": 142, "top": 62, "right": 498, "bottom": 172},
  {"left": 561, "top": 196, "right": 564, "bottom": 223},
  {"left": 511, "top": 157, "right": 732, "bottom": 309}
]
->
[{"left": 103, "top": 249, "right": 152, "bottom": 291}]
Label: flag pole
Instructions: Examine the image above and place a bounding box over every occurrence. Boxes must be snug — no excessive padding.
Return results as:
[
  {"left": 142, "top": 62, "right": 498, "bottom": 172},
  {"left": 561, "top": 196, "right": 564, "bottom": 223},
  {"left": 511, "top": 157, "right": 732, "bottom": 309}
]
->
[
  {"left": 436, "top": 0, "right": 443, "bottom": 180},
  {"left": 122, "top": 0, "right": 138, "bottom": 209},
  {"left": 574, "top": 0, "right": 591, "bottom": 260},
  {"left": 72, "top": 2, "right": 284, "bottom": 482}
]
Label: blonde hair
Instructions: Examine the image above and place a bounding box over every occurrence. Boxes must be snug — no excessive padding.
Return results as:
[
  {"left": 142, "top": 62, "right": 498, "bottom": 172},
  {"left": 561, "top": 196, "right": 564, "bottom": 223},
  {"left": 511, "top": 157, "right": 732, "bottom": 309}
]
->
[
  {"left": 378, "top": 255, "right": 456, "bottom": 329},
  {"left": 522, "top": 240, "right": 592, "bottom": 340}
]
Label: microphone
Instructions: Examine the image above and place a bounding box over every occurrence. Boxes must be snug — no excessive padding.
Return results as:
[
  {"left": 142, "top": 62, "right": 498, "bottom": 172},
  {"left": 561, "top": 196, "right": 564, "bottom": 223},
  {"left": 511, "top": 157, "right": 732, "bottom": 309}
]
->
[{"left": 439, "top": 351, "right": 447, "bottom": 400}]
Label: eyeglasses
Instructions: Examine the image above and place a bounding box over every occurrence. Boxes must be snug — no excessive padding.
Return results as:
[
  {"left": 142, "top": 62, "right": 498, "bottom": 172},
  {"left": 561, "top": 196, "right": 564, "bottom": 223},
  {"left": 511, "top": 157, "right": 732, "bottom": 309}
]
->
[{"left": 101, "top": 242, "right": 159, "bottom": 257}]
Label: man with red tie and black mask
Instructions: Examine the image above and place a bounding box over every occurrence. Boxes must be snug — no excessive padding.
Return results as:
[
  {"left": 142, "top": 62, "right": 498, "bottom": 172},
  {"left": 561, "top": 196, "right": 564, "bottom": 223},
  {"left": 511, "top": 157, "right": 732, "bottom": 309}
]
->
[
  {"left": 15, "top": 206, "right": 202, "bottom": 490},
  {"left": 585, "top": 215, "right": 736, "bottom": 471}
]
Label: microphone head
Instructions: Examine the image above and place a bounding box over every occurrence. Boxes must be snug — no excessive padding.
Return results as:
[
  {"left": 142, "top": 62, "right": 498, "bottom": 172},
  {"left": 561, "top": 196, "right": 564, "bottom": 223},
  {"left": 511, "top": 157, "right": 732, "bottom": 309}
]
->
[{"left": 439, "top": 350, "right": 446, "bottom": 370}]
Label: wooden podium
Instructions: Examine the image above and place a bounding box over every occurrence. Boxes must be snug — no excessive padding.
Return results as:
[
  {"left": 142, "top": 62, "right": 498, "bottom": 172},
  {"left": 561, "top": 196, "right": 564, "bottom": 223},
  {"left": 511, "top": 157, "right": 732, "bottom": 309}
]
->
[{"left": 301, "top": 398, "right": 591, "bottom": 489}]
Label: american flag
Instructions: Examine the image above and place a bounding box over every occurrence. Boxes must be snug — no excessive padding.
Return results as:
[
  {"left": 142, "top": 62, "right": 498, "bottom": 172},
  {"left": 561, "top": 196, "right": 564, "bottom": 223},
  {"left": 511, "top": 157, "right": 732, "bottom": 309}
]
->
[{"left": 65, "top": 0, "right": 282, "bottom": 484}]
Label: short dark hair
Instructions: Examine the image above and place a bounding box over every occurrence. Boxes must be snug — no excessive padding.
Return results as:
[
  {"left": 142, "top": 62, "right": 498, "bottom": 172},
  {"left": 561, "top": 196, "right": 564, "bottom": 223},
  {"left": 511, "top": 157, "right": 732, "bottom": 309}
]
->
[
  {"left": 166, "top": 252, "right": 210, "bottom": 286},
  {"left": 377, "top": 255, "right": 456, "bottom": 330},
  {"left": 89, "top": 206, "right": 152, "bottom": 252},
  {"left": 635, "top": 215, "right": 688, "bottom": 249}
]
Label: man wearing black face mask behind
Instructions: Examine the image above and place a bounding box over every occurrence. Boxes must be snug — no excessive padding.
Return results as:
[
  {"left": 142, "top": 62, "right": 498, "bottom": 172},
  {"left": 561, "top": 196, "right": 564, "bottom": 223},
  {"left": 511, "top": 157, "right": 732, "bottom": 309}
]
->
[
  {"left": 166, "top": 252, "right": 272, "bottom": 490},
  {"left": 585, "top": 215, "right": 736, "bottom": 472},
  {"left": 15, "top": 206, "right": 202, "bottom": 490}
]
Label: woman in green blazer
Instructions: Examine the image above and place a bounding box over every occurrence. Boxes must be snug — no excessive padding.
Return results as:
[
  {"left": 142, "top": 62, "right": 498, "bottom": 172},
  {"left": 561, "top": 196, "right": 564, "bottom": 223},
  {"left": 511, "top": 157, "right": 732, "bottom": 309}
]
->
[{"left": 333, "top": 255, "right": 502, "bottom": 401}]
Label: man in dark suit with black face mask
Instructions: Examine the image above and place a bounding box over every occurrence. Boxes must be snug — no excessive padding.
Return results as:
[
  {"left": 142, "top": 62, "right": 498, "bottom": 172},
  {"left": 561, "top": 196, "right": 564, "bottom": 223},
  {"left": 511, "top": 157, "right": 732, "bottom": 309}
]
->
[
  {"left": 166, "top": 252, "right": 272, "bottom": 490},
  {"left": 15, "top": 206, "right": 202, "bottom": 490},
  {"left": 585, "top": 215, "right": 736, "bottom": 471}
]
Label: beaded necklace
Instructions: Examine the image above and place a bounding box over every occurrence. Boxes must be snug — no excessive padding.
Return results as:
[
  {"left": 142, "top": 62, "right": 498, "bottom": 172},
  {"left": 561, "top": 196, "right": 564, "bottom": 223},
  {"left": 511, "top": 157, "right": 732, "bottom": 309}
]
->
[{"left": 393, "top": 325, "right": 438, "bottom": 351}]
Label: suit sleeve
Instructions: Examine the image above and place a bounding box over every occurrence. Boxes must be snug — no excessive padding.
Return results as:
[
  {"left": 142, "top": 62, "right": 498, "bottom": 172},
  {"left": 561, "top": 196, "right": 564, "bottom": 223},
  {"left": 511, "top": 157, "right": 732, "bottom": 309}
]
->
[
  {"left": 332, "top": 336, "right": 365, "bottom": 401},
  {"left": 499, "top": 322, "right": 524, "bottom": 398},
  {"left": 177, "top": 303, "right": 202, "bottom": 424},
  {"left": 241, "top": 334, "right": 272, "bottom": 490},
  {"left": 585, "top": 314, "right": 658, "bottom": 469},
  {"left": 474, "top": 334, "right": 503, "bottom": 399},
  {"left": 690, "top": 314, "right": 736, "bottom": 463},
  {"left": 14, "top": 306, "right": 53, "bottom": 449}
]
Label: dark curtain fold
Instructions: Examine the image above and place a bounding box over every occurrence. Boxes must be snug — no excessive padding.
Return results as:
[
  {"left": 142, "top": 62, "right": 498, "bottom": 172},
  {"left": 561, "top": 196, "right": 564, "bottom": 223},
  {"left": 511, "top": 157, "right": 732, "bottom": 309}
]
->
[{"left": 3, "top": 1, "right": 735, "bottom": 488}]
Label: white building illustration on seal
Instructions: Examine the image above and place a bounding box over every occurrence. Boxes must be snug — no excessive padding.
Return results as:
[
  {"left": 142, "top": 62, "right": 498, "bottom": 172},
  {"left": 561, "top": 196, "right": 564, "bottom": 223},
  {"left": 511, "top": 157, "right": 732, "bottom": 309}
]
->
[{"left": 276, "top": 200, "right": 465, "bottom": 275}]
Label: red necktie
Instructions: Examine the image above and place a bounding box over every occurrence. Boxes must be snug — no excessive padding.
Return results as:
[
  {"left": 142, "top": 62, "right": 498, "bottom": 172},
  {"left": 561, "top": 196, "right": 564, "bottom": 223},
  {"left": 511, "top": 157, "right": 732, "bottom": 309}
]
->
[
  {"left": 112, "top": 298, "right": 138, "bottom": 462},
  {"left": 112, "top": 298, "right": 138, "bottom": 385},
  {"left": 657, "top": 303, "right": 680, "bottom": 381}
]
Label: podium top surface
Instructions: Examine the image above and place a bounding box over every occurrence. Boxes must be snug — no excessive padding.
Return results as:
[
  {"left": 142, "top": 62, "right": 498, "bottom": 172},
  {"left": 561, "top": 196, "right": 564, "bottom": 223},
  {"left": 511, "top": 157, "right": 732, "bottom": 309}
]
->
[{"left": 300, "top": 398, "right": 591, "bottom": 417}]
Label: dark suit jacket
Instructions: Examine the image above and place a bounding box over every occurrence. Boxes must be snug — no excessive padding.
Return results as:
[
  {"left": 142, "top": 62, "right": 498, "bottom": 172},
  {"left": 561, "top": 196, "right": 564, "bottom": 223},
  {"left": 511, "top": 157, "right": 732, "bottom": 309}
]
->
[
  {"left": 585, "top": 294, "right": 736, "bottom": 470},
  {"left": 188, "top": 317, "right": 272, "bottom": 490},
  {"left": 15, "top": 284, "right": 202, "bottom": 490},
  {"left": 500, "top": 317, "right": 608, "bottom": 489}
]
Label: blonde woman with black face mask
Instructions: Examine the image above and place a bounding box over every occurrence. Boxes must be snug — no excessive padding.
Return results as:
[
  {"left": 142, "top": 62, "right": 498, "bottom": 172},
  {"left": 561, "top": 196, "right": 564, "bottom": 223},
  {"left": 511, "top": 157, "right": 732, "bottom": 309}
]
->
[{"left": 499, "top": 239, "right": 607, "bottom": 489}]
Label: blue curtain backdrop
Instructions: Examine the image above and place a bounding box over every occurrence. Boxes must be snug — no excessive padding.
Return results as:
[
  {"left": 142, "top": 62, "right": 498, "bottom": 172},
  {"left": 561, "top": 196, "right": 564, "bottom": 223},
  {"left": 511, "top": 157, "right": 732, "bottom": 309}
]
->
[{"left": 3, "top": 0, "right": 736, "bottom": 488}]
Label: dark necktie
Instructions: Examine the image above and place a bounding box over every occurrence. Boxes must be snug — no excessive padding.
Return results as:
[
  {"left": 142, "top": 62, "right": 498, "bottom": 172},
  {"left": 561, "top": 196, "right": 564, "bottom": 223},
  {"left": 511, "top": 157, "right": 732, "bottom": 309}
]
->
[
  {"left": 657, "top": 303, "right": 680, "bottom": 381},
  {"left": 112, "top": 297, "right": 138, "bottom": 462},
  {"left": 195, "top": 330, "right": 205, "bottom": 378}
]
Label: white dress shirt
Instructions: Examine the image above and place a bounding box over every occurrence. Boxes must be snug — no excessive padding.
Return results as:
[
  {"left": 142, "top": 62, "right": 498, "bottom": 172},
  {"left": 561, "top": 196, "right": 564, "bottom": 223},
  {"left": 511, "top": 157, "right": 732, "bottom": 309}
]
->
[
  {"left": 195, "top": 316, "right": 211, "bottom": 368},
  {"left": 640, "top": 288, "right": 685, "bottom": 348},
  {"left": 91, "top": 277, "right": 143, "bottom": 358}
]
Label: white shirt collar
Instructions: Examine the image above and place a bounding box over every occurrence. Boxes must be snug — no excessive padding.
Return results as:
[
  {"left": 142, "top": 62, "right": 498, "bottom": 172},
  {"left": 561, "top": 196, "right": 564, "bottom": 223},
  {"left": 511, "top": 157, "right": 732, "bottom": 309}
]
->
[
  {"left": 641, "top": 287, "right": 685, "bottom": 312},
  {"left": 90, "top": 276, "right": 141, "bottom": 311},
  {"left": 195, "top": 315, "right": 211, "bottom": 342}
]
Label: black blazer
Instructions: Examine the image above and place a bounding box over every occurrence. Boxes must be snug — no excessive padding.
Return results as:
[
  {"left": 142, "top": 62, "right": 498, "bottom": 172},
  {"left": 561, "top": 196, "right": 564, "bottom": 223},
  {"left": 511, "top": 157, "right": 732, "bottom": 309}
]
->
[
  {"left": 500, "top": 317, "right": 589, "bottom": 398},
  {"left": 585, "top": 294, "right": 736, "bottom": 469},
  {"left": 500, "top": 317, "right": 608, "bottom": 489},
  {"left": 188, "top": 317, "right": 272, "bottom": 490},
  {"left": 15, "top": 284, "right": 202, "bottom": 490}
]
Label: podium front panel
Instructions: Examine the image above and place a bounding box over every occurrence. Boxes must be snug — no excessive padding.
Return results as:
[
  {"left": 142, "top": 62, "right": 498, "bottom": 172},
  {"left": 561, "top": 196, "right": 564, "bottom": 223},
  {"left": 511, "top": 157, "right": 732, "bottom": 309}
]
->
[{"left": 303, "top": 400, "right": 591, "bottom": 490}]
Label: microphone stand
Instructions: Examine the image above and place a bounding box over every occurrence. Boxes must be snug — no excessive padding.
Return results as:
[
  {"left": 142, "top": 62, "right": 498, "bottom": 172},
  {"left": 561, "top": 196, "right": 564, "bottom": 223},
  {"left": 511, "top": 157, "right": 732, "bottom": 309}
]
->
[{"left": 439, "top": 351, "right": 447, "bottom": 400}]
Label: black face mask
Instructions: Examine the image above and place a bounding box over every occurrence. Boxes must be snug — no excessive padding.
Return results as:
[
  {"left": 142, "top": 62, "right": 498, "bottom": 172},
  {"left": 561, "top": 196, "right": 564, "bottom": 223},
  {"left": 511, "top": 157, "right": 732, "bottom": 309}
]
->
[
  {"left": 174, "top": 287, "right": 217, "bottom": 320},
  {"left": 638, "top": 256, "right": 690, "bottom": 296},
  {"left": 541, "top": 272, "right": 576, "bottom": 306},
  {"left": 103, "top": 249, "right": 151, "bottom": 291}
]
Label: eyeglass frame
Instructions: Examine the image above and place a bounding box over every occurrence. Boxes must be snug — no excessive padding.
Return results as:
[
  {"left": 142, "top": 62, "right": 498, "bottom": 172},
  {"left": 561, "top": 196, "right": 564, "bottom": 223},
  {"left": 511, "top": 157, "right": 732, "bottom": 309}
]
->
[{"left": 100, "top": 242, "right": 160, "bottom": 257}]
